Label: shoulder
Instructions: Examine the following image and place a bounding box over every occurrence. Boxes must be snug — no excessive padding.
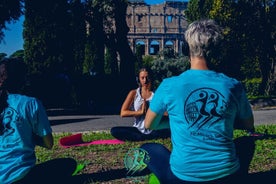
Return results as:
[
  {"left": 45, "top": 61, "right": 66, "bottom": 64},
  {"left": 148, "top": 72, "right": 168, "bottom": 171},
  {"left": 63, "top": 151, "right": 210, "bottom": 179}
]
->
[
  {"left": 8, "top": 93, "right": 37, "bottom": 102},
  {"left": 129, "top": 89, "right": 137, "bottom": 95},
  {"left": 221, "top": 73, "right": 242, "bottom": 87},
  {"left": 126, "top": 89, "right": 138, "bottom": 99},
  {"left": 161, "top": 75, "right": 182, "bottom": 87},
  {"left": 216, "top": 73, "right": 246, "bottom": 95},
  {"left": 17, "top": 94, "right": 42, "bottom": 107},
  {"left": 8, "top": 94, "right": 43, "bottom": 113},
  {"left": 216, "top": 72, "right": 237, "bottom": 81}
]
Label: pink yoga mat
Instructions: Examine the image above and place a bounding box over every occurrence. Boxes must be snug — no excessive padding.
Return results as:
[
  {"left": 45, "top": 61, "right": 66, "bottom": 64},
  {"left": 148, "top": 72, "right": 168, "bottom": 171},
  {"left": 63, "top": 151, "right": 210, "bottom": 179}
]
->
[{"left": 59, "top": 133, "right": 125, "bottom": 148}]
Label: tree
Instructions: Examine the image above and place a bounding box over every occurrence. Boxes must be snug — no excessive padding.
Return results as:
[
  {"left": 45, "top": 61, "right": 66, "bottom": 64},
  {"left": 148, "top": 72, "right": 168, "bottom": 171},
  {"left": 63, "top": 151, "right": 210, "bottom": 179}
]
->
[
  {"left": 135, "top": 44, "right": 144, "bottom": 70},
  {"left": 229, "top": 0, "right": 276, "bottom": 95},
  {"left": 159, "top": 48, "right": 177, "bottom": 59},
  {"left": 185, "top": 0, "right": 213, "bottom": 22},
  {"left": 113, "top": 0, "right": 137, "bottom": 92},
  {"left": 185, "top": 0, "right": 276, "bottom": 96},
  {"left": 24, "top": 0, "right": 77, "bottom": 107},
  {"left": 258, "top": 0, "right": 276, "bottom": 95},
  {"left": 24, "top": 0, "right": 73, "bottom": 76},
  {"left": 185, "top": 0, "right": 237, "bottom": 78},
  {"left": 68, "top": 0, "right": 86, "bottom": 76},
  {"left": 104, "top": 31, "right": 119, "bottom": 76},
  {"left": 151, "top": 56, "right": 190, "bottom": 90},
  {"left": 10, "top": 49, "right": 24, "bottom": 59},
  {"left": 83, "top": 0, "right": 137, "bottom": 90},
  {"left": 0, "top": 53, "right": 8, "bottom": 60},
  {"left": 83, "top": 41, "right": 96, "bottom": 75},
  {"left": 266, "top": 0, "right": 276, "bottom": 95},
  {"left": 0, "top": 0, "right": 23, "bottom": 42},
  {"left": 208, "top": 0, "right": 245, "bottom": 79},
  {"left": 84, "top": 0, "right": 105, "bottom": 76}
]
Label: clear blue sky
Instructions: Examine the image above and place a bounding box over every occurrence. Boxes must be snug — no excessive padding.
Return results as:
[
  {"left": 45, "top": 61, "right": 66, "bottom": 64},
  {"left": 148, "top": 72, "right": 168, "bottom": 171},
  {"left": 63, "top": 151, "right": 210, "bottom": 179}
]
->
[
  {"left": 0, "top": 16, "right": 24, "bottom": 56},
  {"left": 0, "top": 0, "right": 188, "bottom": 56}
]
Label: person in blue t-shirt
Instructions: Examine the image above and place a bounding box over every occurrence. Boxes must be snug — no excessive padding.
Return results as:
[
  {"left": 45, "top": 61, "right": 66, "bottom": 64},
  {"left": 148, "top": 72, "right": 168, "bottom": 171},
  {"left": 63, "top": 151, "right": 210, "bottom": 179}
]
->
[
  {"left": 139, "top": 19, "right": 255, "bottom": 183},
  {"left": 0, "top": 58, "right": 77, "bottom": 184}
]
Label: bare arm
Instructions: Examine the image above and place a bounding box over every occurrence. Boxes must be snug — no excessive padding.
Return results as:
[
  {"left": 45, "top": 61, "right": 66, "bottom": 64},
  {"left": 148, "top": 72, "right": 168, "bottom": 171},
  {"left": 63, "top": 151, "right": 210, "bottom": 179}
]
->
[
  {"left": 234, "top": 115, "right": 255, "bottom": 133},
  {"left": 145, "top": 109, "right": 170, "bottom": 130},
  {"left": 120, "top": 90, "right": 146, "bottom": 117},
  {"left": 33, "top": 133, "right": 54, "bottom": 149}
]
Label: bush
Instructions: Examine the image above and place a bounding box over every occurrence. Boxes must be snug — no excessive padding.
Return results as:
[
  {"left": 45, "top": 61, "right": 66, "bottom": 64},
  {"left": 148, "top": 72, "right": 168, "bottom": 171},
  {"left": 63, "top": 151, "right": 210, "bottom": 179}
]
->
[
  {"left": 243, "top": 78, "right": 262, "bottom": 98},
  {"left": 150, "top": 56, "right": 190, "bottom": 89}
]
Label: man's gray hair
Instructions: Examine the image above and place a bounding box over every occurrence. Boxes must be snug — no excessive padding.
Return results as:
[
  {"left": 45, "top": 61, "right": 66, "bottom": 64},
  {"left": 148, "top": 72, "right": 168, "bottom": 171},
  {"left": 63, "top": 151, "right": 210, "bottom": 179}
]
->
[{"left": 184, "top": 19, "right": 223, "bottom": 58}]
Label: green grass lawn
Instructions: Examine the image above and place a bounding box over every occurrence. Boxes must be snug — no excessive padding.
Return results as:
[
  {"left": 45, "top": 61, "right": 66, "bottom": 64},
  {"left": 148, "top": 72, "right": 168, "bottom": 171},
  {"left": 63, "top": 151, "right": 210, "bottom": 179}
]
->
[{"left": 35, "top": 124, "right": 276, "bottom": 184}]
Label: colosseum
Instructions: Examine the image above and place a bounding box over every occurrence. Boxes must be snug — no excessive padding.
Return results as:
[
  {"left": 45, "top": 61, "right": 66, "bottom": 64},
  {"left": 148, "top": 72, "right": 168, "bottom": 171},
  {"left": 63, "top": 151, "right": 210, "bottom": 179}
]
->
[{"left": 126, "top": 0, "right": 188, "bottom": 55}]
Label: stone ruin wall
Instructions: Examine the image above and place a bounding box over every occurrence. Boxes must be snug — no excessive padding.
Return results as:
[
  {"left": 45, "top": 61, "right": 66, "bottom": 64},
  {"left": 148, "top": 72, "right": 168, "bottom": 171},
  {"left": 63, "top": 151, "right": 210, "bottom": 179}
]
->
[{"left": 126, "top": 1, "right": 188, "bottom": 55}]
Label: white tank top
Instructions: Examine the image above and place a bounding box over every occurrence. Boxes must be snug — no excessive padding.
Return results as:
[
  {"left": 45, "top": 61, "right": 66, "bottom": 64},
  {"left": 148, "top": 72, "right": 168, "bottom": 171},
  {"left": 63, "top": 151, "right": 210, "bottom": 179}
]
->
[{"left": 132, "top": 88, "right": 154, "bottom": 134}]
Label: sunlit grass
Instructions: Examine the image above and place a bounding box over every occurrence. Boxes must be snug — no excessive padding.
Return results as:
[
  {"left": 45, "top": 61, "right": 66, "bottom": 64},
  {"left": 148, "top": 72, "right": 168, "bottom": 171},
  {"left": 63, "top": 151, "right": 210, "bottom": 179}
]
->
[{"left": 35, "top": 124, "right": 276, "bottom": 183}]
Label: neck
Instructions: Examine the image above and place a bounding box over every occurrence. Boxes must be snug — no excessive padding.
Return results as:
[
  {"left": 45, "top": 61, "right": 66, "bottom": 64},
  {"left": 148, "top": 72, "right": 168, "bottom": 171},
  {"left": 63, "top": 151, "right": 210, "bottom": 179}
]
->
[
  {"left": 140, "top": 85, "right": 151, "bottom": 99},
  {"left": 190, "top": 56, "right": 209, "bottom": 70},
  {"left": 141, "top": 85, "right": 150, "bottom": 91}
]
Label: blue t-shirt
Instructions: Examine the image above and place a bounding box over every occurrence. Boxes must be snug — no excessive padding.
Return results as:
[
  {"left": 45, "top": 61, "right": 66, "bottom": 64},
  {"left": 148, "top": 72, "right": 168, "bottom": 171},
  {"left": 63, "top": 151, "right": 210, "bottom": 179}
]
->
[
  {"left": 0, "top": 94, "right": 52, "bottom": 184},
  {"left": 150, "top": 69, "right": 253, "bottom": 182}
]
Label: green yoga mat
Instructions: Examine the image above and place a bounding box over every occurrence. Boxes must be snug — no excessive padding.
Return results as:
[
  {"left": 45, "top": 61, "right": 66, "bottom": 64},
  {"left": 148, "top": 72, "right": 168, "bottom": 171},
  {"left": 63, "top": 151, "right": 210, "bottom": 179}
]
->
[
  {"left": 149, "top": 173, "right": 160, "bottom": 184},
  {"left": 72, "top": 163, "right": 85, "bottom": 176}
]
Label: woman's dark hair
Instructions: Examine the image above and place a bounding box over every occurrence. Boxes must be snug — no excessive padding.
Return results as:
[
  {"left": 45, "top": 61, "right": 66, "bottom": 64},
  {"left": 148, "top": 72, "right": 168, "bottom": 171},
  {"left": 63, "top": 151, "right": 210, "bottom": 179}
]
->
[
  {"left": 136, "top": 67, "right": 153, "bottom": 85},
  {"left": 0, "top": 58, "right": 27, "bottom": 113},
  {"left": 0, "top": 59, "right": 9, "bottom": 134},
  {"left": 0, "top": 60, "right": 9, "bottom": 114},
  {"left": 0, "top": 58, "right": 27, "bottom": 134}
]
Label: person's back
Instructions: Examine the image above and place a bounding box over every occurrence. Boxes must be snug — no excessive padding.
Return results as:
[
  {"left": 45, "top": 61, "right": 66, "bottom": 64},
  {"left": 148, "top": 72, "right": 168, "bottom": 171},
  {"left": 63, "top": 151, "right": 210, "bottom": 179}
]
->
[
  {"left": 157, "top": 69, "right": 248, "bottom": 181},
  {"left": 140, "top": 19, "right": 255, "bottom": 183},
  {"left": 0, "top": 58, "right": 80, "bottom": 184},
  {"left": 0, "top": 94, "right": 51, "bottom": 183},
  {"left": 0, "top": 58, "right": 54, "bottom": 183}
]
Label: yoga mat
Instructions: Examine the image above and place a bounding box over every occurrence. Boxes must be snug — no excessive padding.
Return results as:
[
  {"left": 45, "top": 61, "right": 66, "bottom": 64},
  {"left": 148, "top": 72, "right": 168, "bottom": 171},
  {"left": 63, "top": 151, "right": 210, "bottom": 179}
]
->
[
  {"left": 59, "top": 133, "right": 125, "bottom": 148},
  {"left": 72, "top": 163, "right": 85, "bottom": 176}
]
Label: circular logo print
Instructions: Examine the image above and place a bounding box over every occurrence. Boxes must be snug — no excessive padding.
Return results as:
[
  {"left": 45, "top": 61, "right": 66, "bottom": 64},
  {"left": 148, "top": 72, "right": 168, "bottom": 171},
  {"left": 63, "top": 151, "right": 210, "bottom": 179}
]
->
[{"left": 184, "top": 88, "right": 227, "bottom": 130}]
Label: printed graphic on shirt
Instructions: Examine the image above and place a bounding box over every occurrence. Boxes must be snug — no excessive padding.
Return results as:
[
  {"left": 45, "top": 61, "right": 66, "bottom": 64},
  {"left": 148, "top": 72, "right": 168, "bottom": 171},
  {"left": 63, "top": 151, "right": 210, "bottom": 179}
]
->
[
  {"left": 0, "top": 107, "right": 18, "bottom": 137},
  {"left": 124, "top": 148, "right": 150, "bottom": 175},
  {"left": 184, "top": 88, "right": 227, "bottom": 131}
]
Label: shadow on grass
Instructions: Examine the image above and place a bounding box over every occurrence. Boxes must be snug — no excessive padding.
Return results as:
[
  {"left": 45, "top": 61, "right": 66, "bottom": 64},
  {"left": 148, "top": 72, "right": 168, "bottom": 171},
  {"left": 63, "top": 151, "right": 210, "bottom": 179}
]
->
[
  {"left": 70, "top": 134, "right": 276, "bottom": 183},
  {"left": 73, "top": 168, "right": 150, "bottom": 183},
  {"left": 71, "top": 168, "right": 276, "bottom": 184},
  {"left": 73, "top": 168, "right": 126, "bottom": 183},
  {"left": 248, "top": 169, "right": 276, "bottom": 184}
]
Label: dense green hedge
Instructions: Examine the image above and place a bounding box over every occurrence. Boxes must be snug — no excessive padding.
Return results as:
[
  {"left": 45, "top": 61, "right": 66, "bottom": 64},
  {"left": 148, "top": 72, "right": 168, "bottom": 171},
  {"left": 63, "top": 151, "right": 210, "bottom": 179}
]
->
[{"left": 243, "top": 78, "right": 262, "bottom": 98}]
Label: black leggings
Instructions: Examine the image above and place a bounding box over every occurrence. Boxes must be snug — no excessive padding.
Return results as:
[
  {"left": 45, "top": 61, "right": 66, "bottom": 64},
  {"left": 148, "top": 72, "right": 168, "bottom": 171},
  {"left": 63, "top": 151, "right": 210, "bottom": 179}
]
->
[
  {"left": 13, "top": 158, "right": 79, "bottom": 184},
  {"left": 110, "top": 126, "right": 171, "bottom": 141},
  {"left": 140, "top": 136, "right": 255, "bottom": 184}
]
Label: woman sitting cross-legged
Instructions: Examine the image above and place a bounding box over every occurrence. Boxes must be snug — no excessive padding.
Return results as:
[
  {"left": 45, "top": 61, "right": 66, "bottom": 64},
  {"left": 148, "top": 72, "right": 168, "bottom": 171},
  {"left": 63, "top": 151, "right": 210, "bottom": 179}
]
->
[{"left": 110, "top": 67, "right": 170, "bottom": 141}]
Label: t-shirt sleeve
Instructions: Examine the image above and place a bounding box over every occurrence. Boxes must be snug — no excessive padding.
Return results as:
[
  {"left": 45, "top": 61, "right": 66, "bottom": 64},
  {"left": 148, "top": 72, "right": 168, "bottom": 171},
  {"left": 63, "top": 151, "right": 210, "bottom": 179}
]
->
[
  {"left": 27, "top": 98, "right": 52, "bottom": 136},
  {"left": 237, "top": 83, "right": 253, "bottom": 120},
  {"left": 149, "top": 80, "right": 167, "bottom": 115}
]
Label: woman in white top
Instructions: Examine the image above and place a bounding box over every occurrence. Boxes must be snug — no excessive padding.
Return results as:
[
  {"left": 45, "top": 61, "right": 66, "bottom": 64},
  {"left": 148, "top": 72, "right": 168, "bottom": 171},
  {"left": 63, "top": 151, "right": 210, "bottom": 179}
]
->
[{"left": 110, "top": 68, "right": 170, "bottom": 141}]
